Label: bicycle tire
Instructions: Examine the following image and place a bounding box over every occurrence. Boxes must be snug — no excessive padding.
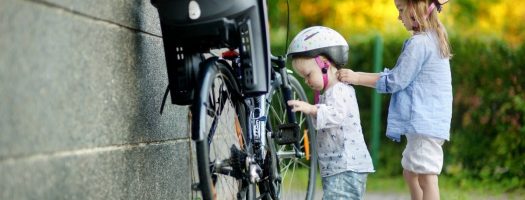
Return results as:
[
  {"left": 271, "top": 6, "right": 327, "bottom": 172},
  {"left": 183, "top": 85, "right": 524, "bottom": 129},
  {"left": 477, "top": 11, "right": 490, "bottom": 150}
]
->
[
  {"left": 266, "top": 73, "right": 317, "bottom": 200},
  {"left": 193, "top": 59, "right": 254, "bottom": 200}
]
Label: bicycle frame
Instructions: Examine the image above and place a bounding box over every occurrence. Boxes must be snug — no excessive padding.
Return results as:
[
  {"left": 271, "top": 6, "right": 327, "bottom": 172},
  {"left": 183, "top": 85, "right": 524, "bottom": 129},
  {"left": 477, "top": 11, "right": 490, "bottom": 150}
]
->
[{"left": 152, "top": 0, "right": 312, "bottom": 199}]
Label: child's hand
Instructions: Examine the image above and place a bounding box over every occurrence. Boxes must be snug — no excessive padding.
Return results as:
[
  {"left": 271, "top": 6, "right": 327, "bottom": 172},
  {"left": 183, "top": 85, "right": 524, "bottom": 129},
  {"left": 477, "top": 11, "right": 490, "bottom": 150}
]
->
[
  {"left": 287, "top": 100, "right": 317, "bottom": 115},
  {"left": 337, "top": 69, "right": 360, "bottom": 85}
]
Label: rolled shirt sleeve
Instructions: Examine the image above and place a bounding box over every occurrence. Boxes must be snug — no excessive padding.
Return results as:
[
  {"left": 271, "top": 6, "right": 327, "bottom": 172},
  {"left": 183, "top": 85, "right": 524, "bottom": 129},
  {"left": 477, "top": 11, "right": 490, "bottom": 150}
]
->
[{"left": 376, "top": 38, "right": 426, "bottom": 94}]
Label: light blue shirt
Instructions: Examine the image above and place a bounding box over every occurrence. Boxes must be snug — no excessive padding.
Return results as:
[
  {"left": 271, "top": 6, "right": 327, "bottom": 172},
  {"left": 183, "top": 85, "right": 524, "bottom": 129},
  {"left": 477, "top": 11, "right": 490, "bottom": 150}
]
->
[
  {"left": 315, "top": 82, "right": 375, "bottom": 177},
  {"left": 375, "top": 32, "right": 452, "bottom": 142}
]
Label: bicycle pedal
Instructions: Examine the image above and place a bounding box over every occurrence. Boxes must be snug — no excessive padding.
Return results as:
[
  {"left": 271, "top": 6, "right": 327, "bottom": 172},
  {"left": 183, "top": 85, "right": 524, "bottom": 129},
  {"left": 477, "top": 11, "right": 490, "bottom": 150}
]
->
[{"left": 273, "top": 123, "right": 300, "bottom": 145}]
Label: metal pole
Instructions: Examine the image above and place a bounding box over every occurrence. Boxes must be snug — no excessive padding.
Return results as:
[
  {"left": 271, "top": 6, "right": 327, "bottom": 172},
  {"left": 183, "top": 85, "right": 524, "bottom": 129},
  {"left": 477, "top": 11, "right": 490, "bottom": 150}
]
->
[{"left": 371, "top": 35, "right": 383, "bottom": 166}]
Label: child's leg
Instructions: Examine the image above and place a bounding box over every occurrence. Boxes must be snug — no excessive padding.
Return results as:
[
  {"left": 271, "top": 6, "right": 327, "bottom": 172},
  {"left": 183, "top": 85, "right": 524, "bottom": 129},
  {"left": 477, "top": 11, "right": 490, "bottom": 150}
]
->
[
  {"left": 321, "top": 171, "right": 367, "bottom": 200},
  {"left": 419, "top": 174, "right": 440, "bottom": 200},
  {"left": 401, "top": 134, "right": 445, "bottom": 200},
  {"left": 322, "top": 173, "right": 347, "bottom": 200},
  {"left": 403, "top": 169, "right": 423, "bottom": 200}
]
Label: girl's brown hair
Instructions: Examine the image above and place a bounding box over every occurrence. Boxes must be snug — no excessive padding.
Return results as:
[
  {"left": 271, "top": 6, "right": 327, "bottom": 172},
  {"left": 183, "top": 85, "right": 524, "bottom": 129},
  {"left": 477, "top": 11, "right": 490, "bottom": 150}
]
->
[{"left": 403, "top": 0, "right": 452, "bottom": 58}]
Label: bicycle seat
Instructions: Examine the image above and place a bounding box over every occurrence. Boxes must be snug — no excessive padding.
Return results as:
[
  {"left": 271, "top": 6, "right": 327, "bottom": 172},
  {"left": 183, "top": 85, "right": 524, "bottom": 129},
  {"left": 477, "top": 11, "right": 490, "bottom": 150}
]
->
[
  {"left": 152, "top": 0, "right": 270, "bottom": 103},
  {"left": 153, "top": 0, "right": 261, "bottom": 52},
  {"left": 152, "top": 0, "right": 256, "bottom": 25}
]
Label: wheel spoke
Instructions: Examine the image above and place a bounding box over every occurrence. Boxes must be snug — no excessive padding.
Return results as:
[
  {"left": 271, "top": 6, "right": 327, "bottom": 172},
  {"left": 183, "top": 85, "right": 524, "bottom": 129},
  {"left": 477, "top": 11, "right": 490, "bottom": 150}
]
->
[
  {"left": 286, "top": 161, "right": 297, "bottom": 195},
  {"left": 196, "top": 67, "right": 250, "bottom": 200},
  {"left": 295, "top": 160, "right": 310, "bottom": 168},
  {"left": 270, "top": 106, "right": 283, "bottom": 123}
]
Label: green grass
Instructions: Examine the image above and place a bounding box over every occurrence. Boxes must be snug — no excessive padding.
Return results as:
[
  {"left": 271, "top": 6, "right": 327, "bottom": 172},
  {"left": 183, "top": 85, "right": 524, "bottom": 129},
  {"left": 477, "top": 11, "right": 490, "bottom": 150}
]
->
[
  {"left": 281, "top": 166, "right": 323, "bottom": 190},
  {"left": 280, "top": 168, "right": 525, "bottom": 199},
  {"left": 367, "top": 174, "right": 525, "bottom": 200},
  {"left": 366, "top": 174, "right": 406, "bottom": 192}
]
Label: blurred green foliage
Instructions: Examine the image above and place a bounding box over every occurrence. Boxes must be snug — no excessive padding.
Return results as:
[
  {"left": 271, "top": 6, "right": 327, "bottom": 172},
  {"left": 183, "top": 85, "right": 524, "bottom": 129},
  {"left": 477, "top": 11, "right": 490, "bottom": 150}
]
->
[
  {"left": 268, "top": 0, "right": 525, "bottom": 191},
  {"left": 446, "top": 38, "right": 525, "bottom": 190}
]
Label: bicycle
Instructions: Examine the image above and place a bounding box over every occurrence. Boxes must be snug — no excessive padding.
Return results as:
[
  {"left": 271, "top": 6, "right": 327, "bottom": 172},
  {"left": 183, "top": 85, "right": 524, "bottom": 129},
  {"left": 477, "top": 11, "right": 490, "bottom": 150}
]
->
[{"left": 151, "top": 0, "right": 317, "bottom": 199}]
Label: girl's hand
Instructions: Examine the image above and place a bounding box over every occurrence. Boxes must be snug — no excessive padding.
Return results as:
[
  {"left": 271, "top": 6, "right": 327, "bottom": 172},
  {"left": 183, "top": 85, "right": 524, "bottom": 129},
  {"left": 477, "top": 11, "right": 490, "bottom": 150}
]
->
[
  {"left": 287, "top": 100, "right": 317, "bottom": 115},
  {"left": 336, "top": 69, "right": 360, "bottom": 85}
]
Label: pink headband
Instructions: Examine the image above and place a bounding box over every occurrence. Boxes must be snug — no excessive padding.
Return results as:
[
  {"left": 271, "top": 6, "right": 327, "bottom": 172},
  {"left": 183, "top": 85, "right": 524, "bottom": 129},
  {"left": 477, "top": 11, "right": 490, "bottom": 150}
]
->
[
  {"left": 427, "top": 2, "right": 436, "bottom": 17},
  {"left": 427, "top": 0, "right": 445, "bottom": 16},
  {"left": 412, "top": 1, "right": 441, "bottom": 30}
]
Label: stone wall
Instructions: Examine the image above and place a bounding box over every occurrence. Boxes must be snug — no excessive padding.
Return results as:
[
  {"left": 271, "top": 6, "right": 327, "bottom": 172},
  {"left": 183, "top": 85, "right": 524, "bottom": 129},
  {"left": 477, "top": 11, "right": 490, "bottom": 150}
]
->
[{"left": 0, "top": 0, "right": 193, "bottom": 199}]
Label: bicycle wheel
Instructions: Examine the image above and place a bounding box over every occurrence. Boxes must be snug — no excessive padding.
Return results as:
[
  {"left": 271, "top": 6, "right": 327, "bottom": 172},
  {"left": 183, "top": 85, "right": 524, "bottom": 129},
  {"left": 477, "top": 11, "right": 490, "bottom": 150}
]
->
[
  {"left": 266, "top": 73, "right": 317, "bottom": 200},
  {"left": 194, "top": 59, "right": 254, "bottom": 200}
]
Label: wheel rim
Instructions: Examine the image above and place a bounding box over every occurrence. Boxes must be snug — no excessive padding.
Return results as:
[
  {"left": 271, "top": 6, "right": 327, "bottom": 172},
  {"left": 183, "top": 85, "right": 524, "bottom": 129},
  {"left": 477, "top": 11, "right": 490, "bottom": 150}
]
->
[{"left": 200, "top": 71, "right": 249, "bottom": 200}]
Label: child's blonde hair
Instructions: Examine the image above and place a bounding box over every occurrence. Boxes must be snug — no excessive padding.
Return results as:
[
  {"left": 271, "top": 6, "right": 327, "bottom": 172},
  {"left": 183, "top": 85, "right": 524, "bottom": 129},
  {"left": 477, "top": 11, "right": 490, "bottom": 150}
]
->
[{"left": 402, "top": 0, "right": 452, "bottom": 59}]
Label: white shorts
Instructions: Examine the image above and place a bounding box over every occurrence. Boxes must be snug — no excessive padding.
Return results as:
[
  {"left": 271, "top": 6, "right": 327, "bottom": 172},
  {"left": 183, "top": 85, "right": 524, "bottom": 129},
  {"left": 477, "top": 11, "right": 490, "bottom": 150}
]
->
[{"left": 401, "top": 134, "right": 445, "bottom": 175}]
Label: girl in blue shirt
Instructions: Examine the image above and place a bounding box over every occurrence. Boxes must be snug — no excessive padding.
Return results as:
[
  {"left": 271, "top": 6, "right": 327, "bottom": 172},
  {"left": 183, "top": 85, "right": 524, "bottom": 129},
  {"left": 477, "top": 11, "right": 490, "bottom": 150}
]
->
[{"left": 337, "top": 0, "right": 452, "bottom": 199}]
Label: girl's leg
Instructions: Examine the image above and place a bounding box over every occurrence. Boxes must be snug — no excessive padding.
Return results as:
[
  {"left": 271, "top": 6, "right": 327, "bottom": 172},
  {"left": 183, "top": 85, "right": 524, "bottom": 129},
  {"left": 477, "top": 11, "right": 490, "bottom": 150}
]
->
[
  {"left": 403, "top": 169, "right": 423, "bottom": 200},
  {"left": 322, "top": 173, "right": 349, "bottom": 200},
  {"left": 321, "top": 171, "right": 367, "bottom": 200},
  {"left": 419, "top": 174, "right": 440, "bottom": 200}
]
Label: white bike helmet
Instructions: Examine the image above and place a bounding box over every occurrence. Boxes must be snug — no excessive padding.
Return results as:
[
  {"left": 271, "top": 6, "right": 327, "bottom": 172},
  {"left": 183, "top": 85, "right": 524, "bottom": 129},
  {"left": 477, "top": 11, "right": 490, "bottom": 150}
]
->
[{"left": 287, "top": 26, "right": 349, "bottom": 67}]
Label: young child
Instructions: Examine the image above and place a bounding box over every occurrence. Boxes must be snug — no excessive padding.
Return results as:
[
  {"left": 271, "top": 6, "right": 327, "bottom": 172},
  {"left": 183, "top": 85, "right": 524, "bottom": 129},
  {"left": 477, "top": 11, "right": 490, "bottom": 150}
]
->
[
  {"left": 286, "top": 26, "right": 374, "bottom": 200},
  {"left": 337, "top": 1, "right": 453, "bottom": 199}
]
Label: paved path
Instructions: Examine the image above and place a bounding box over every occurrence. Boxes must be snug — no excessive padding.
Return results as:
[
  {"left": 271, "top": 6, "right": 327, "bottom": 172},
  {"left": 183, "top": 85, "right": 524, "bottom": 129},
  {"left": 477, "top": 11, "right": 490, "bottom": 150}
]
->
[
  {"left": 308, "top": 190, "right": 409, "bottom": 200},
  {"left": 365, "top": 193, "right": 409, "bottom": 200}
]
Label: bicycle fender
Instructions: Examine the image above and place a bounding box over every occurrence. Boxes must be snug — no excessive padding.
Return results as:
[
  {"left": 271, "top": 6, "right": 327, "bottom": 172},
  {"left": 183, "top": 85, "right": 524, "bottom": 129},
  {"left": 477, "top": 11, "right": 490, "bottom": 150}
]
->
[{"left": 191, "top": 57, "right": 219, "bottom": 141}]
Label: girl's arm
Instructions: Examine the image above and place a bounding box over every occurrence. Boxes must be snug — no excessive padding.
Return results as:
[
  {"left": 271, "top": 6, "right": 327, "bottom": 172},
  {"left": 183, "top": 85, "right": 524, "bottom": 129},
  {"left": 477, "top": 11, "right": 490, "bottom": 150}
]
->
[
  {"left": 287, "top": 100, "right": 317, "bottom": 116},
  {"left": 339, "top": 37, "right": 426, "bottom": 93},
  {"left": 287, "top": 85, "right": 353, "bottom": 130},
  {"left": 337, "top": 70, "right": 380, "bottom": 88}
]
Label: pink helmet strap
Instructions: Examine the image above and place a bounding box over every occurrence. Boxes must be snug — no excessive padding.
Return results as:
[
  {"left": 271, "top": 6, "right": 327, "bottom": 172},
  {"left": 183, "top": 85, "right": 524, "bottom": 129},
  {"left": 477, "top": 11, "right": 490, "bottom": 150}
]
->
[
  {"left": 314, "top": 91, "right": 320, "bottom": 104},
  {"left": 314, "top": 56, "right": 329, "bottom": 104},
  {"left": 412, "top": 1, "right": 439, "bottom": 30}
]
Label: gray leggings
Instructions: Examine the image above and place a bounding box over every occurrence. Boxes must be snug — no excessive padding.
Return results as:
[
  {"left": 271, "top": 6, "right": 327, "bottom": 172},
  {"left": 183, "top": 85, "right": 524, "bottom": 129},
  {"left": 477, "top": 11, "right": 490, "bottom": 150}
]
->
[{"left": 322, "top": 171, "right": 368, "bottom": 200}]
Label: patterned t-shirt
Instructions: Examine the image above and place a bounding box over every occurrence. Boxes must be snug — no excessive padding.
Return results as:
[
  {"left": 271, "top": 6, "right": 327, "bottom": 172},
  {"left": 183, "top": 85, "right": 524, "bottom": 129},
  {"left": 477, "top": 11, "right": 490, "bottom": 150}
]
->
[{"left": 314, "top": 82, "right": 375, "bottom": 177}]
